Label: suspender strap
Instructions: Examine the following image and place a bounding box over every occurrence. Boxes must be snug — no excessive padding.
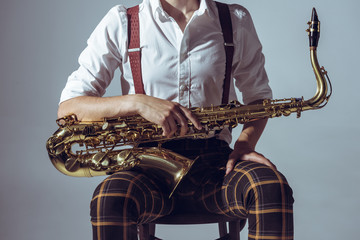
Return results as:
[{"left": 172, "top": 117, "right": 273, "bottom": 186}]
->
[
  {"left": 127, "top": 5, "right": 145, "bottom": 94},
  {"left": 215, "top": 1, "right": 234, "bottom": 104}
]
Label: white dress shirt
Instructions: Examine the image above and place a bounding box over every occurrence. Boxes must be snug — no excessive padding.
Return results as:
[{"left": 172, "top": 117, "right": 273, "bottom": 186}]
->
[{"left": 60, "top": 0, "right": 272, "bottom": 143}]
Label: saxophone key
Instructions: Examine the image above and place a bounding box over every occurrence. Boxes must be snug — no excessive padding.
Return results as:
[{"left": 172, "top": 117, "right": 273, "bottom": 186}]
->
[{"left": 65, "top": 157, "right": 81, "bottom": 172}]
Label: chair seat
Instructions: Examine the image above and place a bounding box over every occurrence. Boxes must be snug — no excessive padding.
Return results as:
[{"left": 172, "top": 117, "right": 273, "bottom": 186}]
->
[
  {"left": 152, "top": 212, "right": 240, "bottom": 224},
  {"left": 139, "top": 212, "right": 246, "bottom": 240}
]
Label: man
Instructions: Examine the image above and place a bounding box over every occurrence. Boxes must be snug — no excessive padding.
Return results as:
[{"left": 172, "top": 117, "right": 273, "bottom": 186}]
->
[{"left": 58, "top": 0, "right": 294, "bottom": 239}]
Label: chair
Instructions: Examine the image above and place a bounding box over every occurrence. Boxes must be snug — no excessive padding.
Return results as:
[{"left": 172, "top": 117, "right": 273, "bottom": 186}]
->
[{"left": 138, "top": 212, "right": 246, "bottom": 240}]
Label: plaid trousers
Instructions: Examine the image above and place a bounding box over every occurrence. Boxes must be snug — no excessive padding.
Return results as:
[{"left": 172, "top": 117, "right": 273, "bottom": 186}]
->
[{"left": 90, "top": 138, "right": 294, "bottom": 240}]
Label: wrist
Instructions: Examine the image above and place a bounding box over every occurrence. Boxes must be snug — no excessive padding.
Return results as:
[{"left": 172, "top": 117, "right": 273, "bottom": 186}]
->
[
  {"left": 128, "top": 94, "right": 148, "bottom": 116},
  {"left": 112, "top": 94, "right": 141, "bottom": 117},
  {"left": 233, "top": 140, "right": 254, "bottom": 154}
]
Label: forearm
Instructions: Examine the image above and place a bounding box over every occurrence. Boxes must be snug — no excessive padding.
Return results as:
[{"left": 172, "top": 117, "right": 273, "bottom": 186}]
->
[
  {"left": 234, "top": 118, "right": 268, "bottom": 152},
  {"left": 226, "top": 117, "right": 272, "bottom": 174},
  {"left": 57, "top": 95, "right": 139, "bottom": 121},
  {"left": 57, "top": 94, "right": 202, "bottom": 137}
]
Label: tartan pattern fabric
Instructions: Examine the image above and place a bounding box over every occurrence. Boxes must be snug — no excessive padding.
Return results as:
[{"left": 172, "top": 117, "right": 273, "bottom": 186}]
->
[
  {"left": 90, "top": 138, "right": 294, "bottom": 240},
  {"left": 199, "top": 160, "right": 294, "bottom": 240},
  {"left": 90, "top": 171, "right": 174, "bottom": 240}
]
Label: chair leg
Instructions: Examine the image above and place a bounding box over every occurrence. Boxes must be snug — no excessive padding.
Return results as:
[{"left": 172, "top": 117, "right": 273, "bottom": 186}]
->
[
  {"left": 149, "top": 223, "right": 156, "bottom": 236},
  {"left": 139, "top": 223, "right": 157, "bottom": 240},
  {"left": 139, "top": 224, "right": 149, "bottom": 240},
  {"left": 141, "top": 221, "right": 243, "bottom": 240},
  {"left": 228, "top": 221, "right": 240, "bottom": 240},
  {"left": 218, "top": 222, "right": 227, "bottom": 237}
]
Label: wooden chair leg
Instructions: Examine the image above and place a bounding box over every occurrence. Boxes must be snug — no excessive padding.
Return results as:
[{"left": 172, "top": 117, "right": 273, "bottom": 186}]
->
[
  {"left": 229, "top": 220, "right": 240, "bottom": 240},
  {"left": 218, "top": 222, "right": 227, "bottom": 237},
  {"left": 140, "top": 220, "right": 244, "bottom": 240},
  {"left": 139, "top": 223, "right": 157, "bottom": 240},
  {"left": 139, "top": 224, "right": 149, "bottom": 240},
  {"left": 149, "top": 223, "right": 156, "bottom": 237}
]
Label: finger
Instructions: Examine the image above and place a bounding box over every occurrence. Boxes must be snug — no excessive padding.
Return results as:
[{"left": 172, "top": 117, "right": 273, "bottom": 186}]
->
[
  {"left": 165, "top": 116, "right": 178, "bottom": 137},
  {"left": 225, "top": 158, "right": 236, "bottom": 175},
  {"left": 161, "top": 120, "right": 171, "bottom": 137},
  {"left": 242, "top": 152, "right": 277, "bottom": 170},
  {"left": 268, "top": 160, "right": 277, "bottom": 170},
  {"left": 172, "top": 110, "right": 189, "bottom": 137},
  {"left": 179, "top": 106, "right": 202, "bottom": 130},
  {"left": 157, "top": 104, "right": 180, "bottom": 137}
]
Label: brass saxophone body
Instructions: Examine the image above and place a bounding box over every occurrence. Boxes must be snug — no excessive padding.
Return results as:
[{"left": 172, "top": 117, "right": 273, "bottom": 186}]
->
[{"left": 46, "top": 8, "right": 331, "bottom": 197}]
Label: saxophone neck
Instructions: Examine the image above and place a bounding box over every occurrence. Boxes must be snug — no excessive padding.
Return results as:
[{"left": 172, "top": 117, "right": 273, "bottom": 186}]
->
[{"left": 303, "top": 8, "right": 332, "bottom": 109}]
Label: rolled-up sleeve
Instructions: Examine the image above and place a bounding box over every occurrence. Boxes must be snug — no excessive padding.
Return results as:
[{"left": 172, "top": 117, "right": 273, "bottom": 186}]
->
[
  {"left": 231, "top": 5, "right": 272, "bottom": 105},
  {"left": 60, "top": 5, "right": 127, "bottom": 103}
]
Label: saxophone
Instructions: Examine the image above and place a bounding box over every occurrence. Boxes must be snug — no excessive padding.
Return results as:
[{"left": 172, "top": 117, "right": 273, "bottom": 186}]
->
[{"left": 46, "top": 8, "right": 331, "bottom": 197}]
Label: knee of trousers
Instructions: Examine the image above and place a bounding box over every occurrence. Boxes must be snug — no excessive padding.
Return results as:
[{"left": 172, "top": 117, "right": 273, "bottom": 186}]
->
[
  {"left": 90, "top": 171, "right": 143, "bottom": 219},
  {"left": 224, "top": 161, "right": 294, "bottom": 210},
  {"left": 90, "top": 171, "right": 173, "bottom": 222}
]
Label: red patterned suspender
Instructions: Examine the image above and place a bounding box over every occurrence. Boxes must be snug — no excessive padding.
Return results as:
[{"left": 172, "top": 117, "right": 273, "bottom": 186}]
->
[
  {"left": 127, "top": 5, "right": 145, "bottom": 94},
  {"left": 126, "top": 3, "right": 234, "bottom": 101}
]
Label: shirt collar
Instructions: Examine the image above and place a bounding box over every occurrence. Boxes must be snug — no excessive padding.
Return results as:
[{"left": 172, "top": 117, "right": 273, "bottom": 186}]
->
[
  {"left": 147, "top": 0, "right": 162, "bottom": 17},
  {"left": 197, "top": 0, "right": 214, "bottom": 18},
  {"left": 147, "top": 0, "right": 217, "bottom": 20}
]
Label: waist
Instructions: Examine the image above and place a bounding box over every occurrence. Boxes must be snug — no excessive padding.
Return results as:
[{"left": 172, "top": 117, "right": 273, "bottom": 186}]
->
[{"left": 139, "top": 137, "right": 229, "bottom": 152}]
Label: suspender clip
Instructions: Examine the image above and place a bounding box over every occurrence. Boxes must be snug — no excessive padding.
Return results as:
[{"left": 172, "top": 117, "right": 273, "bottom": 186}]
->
[
  {"left": 224, "top": 42, "right": 234, "bottom": 47},
  {"left": 128, "top": 48, "right": 141, "bottom": 53}
]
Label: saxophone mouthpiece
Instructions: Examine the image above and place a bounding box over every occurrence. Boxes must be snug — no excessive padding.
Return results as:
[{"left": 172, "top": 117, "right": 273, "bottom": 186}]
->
[
  {"left": 311, "top": 8, "right": 319, "bottom": 22},
  {"left": 307, "top": 8, "right": 320, "bottom": 48}
]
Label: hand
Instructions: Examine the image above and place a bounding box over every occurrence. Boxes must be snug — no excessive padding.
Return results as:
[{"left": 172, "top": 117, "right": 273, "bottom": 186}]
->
[
  {"left": 225, "top": 143, "right": 276, "bottom": 176},
  {"left": 133, "top": 95, "right": 202, "bottom": 137}
]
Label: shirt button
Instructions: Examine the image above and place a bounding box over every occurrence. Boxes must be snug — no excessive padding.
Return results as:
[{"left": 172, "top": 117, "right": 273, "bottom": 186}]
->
[{"left": 180, "top": 85, "right": 188, "bottom": 92}]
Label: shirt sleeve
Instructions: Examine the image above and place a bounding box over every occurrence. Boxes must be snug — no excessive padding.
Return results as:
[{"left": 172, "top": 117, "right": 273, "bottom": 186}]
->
[
  {"left": 230, "top": 5, "right": 273, "bottom": 105},
  {"left": 59, "top": 5, "right": 127, "bottom": 104}
]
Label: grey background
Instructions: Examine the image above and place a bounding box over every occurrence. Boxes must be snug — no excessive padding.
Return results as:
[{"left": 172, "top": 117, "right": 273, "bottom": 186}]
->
[{"left": 0, "top": 0, "right": 358, "bottom": 239}]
